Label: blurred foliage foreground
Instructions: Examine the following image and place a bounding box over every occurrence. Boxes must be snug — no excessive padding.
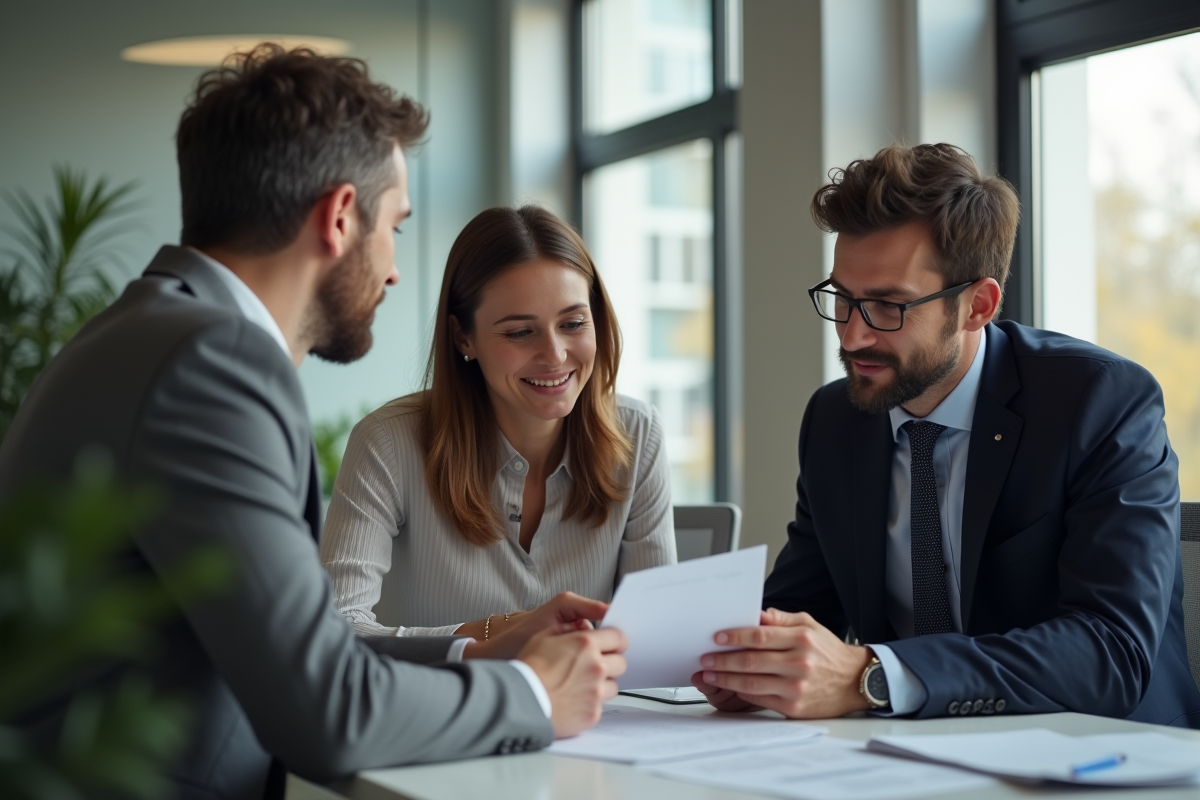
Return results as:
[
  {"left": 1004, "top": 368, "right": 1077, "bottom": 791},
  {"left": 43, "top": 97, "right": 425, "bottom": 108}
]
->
[{"left": 0, "top": 453, "right": 228, "bottom": 800}]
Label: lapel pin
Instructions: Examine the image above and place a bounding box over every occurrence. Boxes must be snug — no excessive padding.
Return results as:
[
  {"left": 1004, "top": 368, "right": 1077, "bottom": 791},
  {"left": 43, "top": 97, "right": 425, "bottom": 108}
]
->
[{"left": 994, "top": 434, "right": 1003, "bottom": 441}]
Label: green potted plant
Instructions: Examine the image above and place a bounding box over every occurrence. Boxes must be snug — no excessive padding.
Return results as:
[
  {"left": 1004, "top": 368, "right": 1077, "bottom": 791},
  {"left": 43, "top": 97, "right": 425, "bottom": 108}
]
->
[{"left": 0, "top": 166, "right": 137, "bottom": 441}]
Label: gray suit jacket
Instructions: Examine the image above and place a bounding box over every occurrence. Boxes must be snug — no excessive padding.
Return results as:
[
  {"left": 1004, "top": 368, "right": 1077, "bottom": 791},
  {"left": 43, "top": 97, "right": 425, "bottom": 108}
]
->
[{"left": 0, "top": 246, "right": 553, "bottom": 800}]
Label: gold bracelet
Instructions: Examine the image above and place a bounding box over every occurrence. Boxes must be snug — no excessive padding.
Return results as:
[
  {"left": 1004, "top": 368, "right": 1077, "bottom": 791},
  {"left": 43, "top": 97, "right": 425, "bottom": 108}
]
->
[{"left": 484, "top": 615, "right": 492, "bottom": 641}]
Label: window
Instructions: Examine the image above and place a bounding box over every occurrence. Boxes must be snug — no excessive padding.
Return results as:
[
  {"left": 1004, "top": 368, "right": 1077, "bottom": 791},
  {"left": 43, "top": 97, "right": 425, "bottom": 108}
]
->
[
  {"left": 575, "top": 0, "right": 739, "bottom": 503},
  {"left": 1036, "top": 32, "right": 1200, "bottom": 499},
  {"left": 584, "top": 0, "right": 713, "bottom": 134},
  {"left": 998, "top": 0, "right": 1200, "bottom": 499}
]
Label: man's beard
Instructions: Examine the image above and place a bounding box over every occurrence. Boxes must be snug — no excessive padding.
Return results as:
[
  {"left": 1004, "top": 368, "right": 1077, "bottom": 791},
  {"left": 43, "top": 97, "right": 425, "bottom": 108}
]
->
[
  {"left": 308, "top": 236, "right": 383, "bottom": 365},
  {"left": 838, "top": 314, "right": 960, "bottom": 414}
]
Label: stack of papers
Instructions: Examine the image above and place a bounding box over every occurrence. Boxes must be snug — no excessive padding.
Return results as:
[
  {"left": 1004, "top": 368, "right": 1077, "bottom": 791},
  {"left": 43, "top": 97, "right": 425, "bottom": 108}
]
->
[
  {"left": 650, "top": 737, "right": 998, "bottom": 800},
  {"left": 547, "top": 705, "right": 824, "bottom": 765},
  {"left": 868, "top": 729, "right": 1200, "bottom": 786}
]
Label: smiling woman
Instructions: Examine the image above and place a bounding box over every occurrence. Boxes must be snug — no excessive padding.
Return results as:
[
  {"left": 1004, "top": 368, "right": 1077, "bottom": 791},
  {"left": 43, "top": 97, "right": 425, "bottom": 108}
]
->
[{"left": 319, "top": 205, "right": 676, "bottom": 645}]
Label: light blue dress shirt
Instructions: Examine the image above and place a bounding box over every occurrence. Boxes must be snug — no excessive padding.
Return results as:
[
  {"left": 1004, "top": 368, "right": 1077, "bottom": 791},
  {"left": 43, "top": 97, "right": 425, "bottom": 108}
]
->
[{"left": 870, "top": 326, "right": 988, "bottom": 714}]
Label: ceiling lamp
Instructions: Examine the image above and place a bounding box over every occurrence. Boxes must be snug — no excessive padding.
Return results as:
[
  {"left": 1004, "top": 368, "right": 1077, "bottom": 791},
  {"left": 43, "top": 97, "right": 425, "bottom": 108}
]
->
[{"left": 121, "top": 35, "right": 351, "bottom": 66}]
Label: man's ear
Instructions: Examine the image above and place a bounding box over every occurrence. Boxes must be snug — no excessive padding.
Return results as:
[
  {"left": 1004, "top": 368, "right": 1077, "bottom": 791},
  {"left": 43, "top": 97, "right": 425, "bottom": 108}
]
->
[
  {"left": 963, "top": 278, "right": 1002, "bottom": 332},
  {"left": 450, "top": 315, "right": 474, "bottom": 359},
  {"left": 314, "top": 183, "right": 358, "bottom": 259}
]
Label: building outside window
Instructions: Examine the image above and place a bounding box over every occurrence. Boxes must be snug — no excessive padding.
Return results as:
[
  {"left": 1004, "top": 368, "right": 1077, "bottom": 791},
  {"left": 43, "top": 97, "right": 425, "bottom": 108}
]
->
[
  {"left": 1036, "top": 31, "right": 1200, "bottom": 500},
  {"left": 577, "top": 0, "right": 739, "bottom": 504}
]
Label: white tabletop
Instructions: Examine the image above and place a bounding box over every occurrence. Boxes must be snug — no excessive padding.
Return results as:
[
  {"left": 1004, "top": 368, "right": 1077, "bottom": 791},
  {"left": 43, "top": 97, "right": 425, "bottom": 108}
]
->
[{"left": 289, "top": 695, "right": 1200, "bottom": 800}]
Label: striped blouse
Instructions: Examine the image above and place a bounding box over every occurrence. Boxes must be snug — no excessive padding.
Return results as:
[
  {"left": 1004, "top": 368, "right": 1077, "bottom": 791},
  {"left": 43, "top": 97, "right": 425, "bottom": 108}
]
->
[{"left": 320, "top": 393, "right": 676, "bottom": 637}]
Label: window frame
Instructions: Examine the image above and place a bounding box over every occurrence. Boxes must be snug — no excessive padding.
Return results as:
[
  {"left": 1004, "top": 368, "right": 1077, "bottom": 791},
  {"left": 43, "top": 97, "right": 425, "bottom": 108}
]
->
[
  {"left": 996, "top": 0, "right": 1200, "bottom": 326},
  {"left": 571, "top": 0, "right": 740, "bottom": 501}
]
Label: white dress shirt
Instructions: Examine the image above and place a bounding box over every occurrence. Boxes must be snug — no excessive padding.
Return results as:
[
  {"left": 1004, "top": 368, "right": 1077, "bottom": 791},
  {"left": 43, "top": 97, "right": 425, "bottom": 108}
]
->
[
  {"left": 871, "top": 326, "right": 988, "bottom": 714},
  {"left": 187, "top": 247, "right": 292, "bottom": 360},
  {"left": 183, "top": 250, "right": 551, "bottom": 712}
]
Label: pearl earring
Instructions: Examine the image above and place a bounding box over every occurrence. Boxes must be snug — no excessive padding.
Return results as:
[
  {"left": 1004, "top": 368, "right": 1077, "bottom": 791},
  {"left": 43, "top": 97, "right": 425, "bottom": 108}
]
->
[{"left": 463, "top": 354, "right": 470, "bottom": 362}]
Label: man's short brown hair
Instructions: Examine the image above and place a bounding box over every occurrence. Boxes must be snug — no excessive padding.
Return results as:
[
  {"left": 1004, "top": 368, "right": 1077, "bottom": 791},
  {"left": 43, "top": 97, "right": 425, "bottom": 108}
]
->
[
  {"left": 811, "top": 143, "right": 1020, "bottom": 297},
  {"left": 177, "top": 44, "right": 429, "bottom": 254}
]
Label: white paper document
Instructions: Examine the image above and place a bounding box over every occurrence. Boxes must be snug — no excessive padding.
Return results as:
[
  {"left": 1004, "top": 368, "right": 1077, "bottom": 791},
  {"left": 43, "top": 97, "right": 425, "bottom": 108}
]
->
[
  {"left": 868, "top": 729, "right": 1200, "bottom": 786},
  {"left": 600, "top": 545, "right": 766, "bottom": 689},
  {"left": 649, "top": 737, "right": 998, "bottom": 800},
  {"left": 546, "top": 705, "right": 824, "bottom": 765}
]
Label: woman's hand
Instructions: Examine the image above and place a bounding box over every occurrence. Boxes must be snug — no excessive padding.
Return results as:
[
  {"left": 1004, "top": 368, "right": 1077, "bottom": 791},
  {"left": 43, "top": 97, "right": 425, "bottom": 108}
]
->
[{"left": 461, "top": 591, "right": 609, "bottom": 660}]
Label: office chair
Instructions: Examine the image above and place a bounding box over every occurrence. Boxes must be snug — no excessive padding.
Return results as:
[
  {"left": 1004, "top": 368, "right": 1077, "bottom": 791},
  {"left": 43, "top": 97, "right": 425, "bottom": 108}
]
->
[
  {"left": 672, "top": 503, "right": 742, "bottom": 561},
  {"left": 1182, "top": 501, "right": 1200, "bottom": 692}
]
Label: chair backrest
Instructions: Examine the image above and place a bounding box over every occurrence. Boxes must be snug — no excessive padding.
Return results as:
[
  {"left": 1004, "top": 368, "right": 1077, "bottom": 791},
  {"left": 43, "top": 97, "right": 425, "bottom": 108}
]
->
[
  {"left": 673, "top": 503, "right": 742, "bottom": 561},
  {"left": 1181, "top": 501, "right": 1200, "bottom": 692}
]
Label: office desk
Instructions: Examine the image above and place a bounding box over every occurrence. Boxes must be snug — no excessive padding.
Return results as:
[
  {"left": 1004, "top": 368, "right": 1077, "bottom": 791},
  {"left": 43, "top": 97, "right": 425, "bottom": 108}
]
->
[{"left": 288, "top": 695, "right": 1200, "bottom": 800}]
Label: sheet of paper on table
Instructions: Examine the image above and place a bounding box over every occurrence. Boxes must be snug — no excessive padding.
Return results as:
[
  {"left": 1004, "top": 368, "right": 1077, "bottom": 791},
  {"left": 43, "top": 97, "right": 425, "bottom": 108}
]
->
[
  {"left": 600, "top": 545, "right": 766, "bottom": 689},
  {"left": 648, "top": 737, "right": 998, "bottom": 800},
  {"left": 546, "top": 705, "right": 824, "bottom": 765},
  {"left": 868, "top": 729, "right": 1200, "bottom": 786}
]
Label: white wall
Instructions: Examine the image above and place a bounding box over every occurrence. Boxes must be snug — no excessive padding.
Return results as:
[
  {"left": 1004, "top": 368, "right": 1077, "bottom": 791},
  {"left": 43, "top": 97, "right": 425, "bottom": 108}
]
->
[
  {"left": 0, "top": 0, "right": 502, "bottom": 428},
  {"left": 740, "top": 1, "right": 826, "bottom": 566}
]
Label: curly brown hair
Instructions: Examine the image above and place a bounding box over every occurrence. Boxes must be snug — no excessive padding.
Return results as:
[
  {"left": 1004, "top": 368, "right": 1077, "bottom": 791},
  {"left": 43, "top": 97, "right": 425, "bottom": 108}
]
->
[
  {"left": 811, "top": 143, "right": 1020, "bottom": 300},
  {"left": 177, "top": 43, "right": 429, "bottom": 254}
]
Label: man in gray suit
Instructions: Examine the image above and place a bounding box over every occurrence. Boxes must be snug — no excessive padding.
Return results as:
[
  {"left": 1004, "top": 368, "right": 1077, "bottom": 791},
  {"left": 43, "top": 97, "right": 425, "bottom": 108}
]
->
[{"left": 0, "top": 45, "right": 626, "bottom": 800}]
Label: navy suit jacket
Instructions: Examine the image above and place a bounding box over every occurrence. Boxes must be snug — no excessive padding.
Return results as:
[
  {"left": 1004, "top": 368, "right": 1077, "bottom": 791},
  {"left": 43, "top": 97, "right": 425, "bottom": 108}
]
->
[{"left": 764, "top": 320, "right": 1200, "bottom": 727}]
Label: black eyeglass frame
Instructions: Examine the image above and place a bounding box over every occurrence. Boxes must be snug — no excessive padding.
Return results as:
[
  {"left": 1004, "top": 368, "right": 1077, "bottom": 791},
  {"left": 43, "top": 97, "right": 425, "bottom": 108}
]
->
[{"left": 807, "top": 279, "right": 977, "bottom": 332}]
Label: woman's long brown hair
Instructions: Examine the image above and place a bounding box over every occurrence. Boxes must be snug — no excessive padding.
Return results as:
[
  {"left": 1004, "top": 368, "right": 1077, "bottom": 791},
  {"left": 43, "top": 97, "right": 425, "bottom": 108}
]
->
[{"left": 418, "top": 205, "right": 633, "bottom": 546}]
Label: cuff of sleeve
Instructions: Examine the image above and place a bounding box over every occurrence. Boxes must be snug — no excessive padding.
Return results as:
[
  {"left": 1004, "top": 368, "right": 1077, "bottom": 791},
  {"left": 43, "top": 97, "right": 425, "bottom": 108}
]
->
[
  {"left": 446, "top": 637, "right": 472, "bottom": 663},
  {"left": 507, "top": 660, "right": 553, "bottom": 719},
  {"left": 868, "top": 644, "right": 927, "bottom": 716},
  {"left": 395, "top": 623, "right": 465, "bottom": 637}
]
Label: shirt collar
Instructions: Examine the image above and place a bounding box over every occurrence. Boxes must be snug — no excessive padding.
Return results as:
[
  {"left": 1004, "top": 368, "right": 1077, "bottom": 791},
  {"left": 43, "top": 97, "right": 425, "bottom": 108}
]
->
[
  {"left": 498, "top": 430, "right": 573, "bottom": 481},
  {"left": 185, "top": 247, "right": 292, "bottom": 361},
  {"left": 888, "top": 325, "right": 988, "bottom": 442}
]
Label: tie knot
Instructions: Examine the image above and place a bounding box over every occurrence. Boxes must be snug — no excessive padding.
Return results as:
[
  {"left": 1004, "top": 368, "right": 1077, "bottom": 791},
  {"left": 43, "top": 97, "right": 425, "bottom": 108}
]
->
[{"left": 904, "top": 420, "right": 946, "bottom": 455}]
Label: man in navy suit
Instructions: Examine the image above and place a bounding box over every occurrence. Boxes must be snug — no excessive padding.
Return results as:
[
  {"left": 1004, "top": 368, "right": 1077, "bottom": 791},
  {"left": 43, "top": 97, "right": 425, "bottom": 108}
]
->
[{"left": 693, "top": 143, "right": 1200, "bottom": 727}]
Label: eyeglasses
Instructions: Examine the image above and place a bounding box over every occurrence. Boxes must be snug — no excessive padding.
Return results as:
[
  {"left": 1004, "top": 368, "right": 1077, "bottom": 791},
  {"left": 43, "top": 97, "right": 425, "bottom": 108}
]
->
[{"left": 807, "top": 279, "right": 976, "bottom": 332}]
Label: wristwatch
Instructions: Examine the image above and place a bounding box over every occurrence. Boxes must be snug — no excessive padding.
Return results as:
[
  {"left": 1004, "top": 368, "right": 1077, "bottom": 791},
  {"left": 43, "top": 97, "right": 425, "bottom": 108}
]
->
[{"left": 859, "top": 655, "right": 890, "bottom": 709}]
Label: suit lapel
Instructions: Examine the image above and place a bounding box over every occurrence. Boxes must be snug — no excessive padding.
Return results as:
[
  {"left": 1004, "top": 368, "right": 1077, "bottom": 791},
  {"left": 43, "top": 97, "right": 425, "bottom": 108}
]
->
[
  {"left": 853, "top": 410, "right": 895, "bottom": 642},
  {"left": 959, "top": 324, "right": 1022, "bottom": 630}
]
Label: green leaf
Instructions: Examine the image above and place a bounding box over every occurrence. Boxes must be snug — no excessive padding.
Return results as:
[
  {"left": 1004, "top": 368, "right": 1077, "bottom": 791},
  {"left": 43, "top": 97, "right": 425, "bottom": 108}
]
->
[{"left": 0, "top": 166, "right": 138, "bottom": 443}]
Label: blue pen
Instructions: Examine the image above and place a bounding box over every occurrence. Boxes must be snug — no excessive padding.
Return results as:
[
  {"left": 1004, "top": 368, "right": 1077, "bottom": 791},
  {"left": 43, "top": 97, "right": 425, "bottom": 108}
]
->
[{"left": 1071, "top": 753, "right": 1127, "bottom": 778}]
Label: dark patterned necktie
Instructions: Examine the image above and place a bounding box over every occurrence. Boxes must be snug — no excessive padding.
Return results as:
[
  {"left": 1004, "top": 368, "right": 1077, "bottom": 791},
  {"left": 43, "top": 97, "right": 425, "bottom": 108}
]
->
[{"left": 904, "top": 420, "right": 954, "bottom": 636}]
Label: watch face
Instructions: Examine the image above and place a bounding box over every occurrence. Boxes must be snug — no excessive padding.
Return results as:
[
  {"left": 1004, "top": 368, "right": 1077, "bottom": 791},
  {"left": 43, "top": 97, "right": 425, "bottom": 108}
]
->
[{"left": 867, "top": 664, "right": 889, "bottom": 702}]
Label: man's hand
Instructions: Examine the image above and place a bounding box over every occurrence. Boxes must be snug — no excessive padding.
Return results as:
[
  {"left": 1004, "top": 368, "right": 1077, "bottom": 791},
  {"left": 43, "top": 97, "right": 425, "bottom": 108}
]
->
[
  {"left": 517, "top": 627, "right": 628, "bottom": 738},
  {"left": 462, "top": 592, "right": 608, "bottom": 660},
  {"left": 695, "top": 608, "right": 873, "bottom": 719}
]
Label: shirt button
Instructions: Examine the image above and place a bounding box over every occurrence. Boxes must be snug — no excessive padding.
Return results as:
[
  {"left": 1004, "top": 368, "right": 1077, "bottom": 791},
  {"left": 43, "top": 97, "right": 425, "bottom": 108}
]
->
[{"left": 513, "top": 460, "right": 524, "bottom": 472}]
